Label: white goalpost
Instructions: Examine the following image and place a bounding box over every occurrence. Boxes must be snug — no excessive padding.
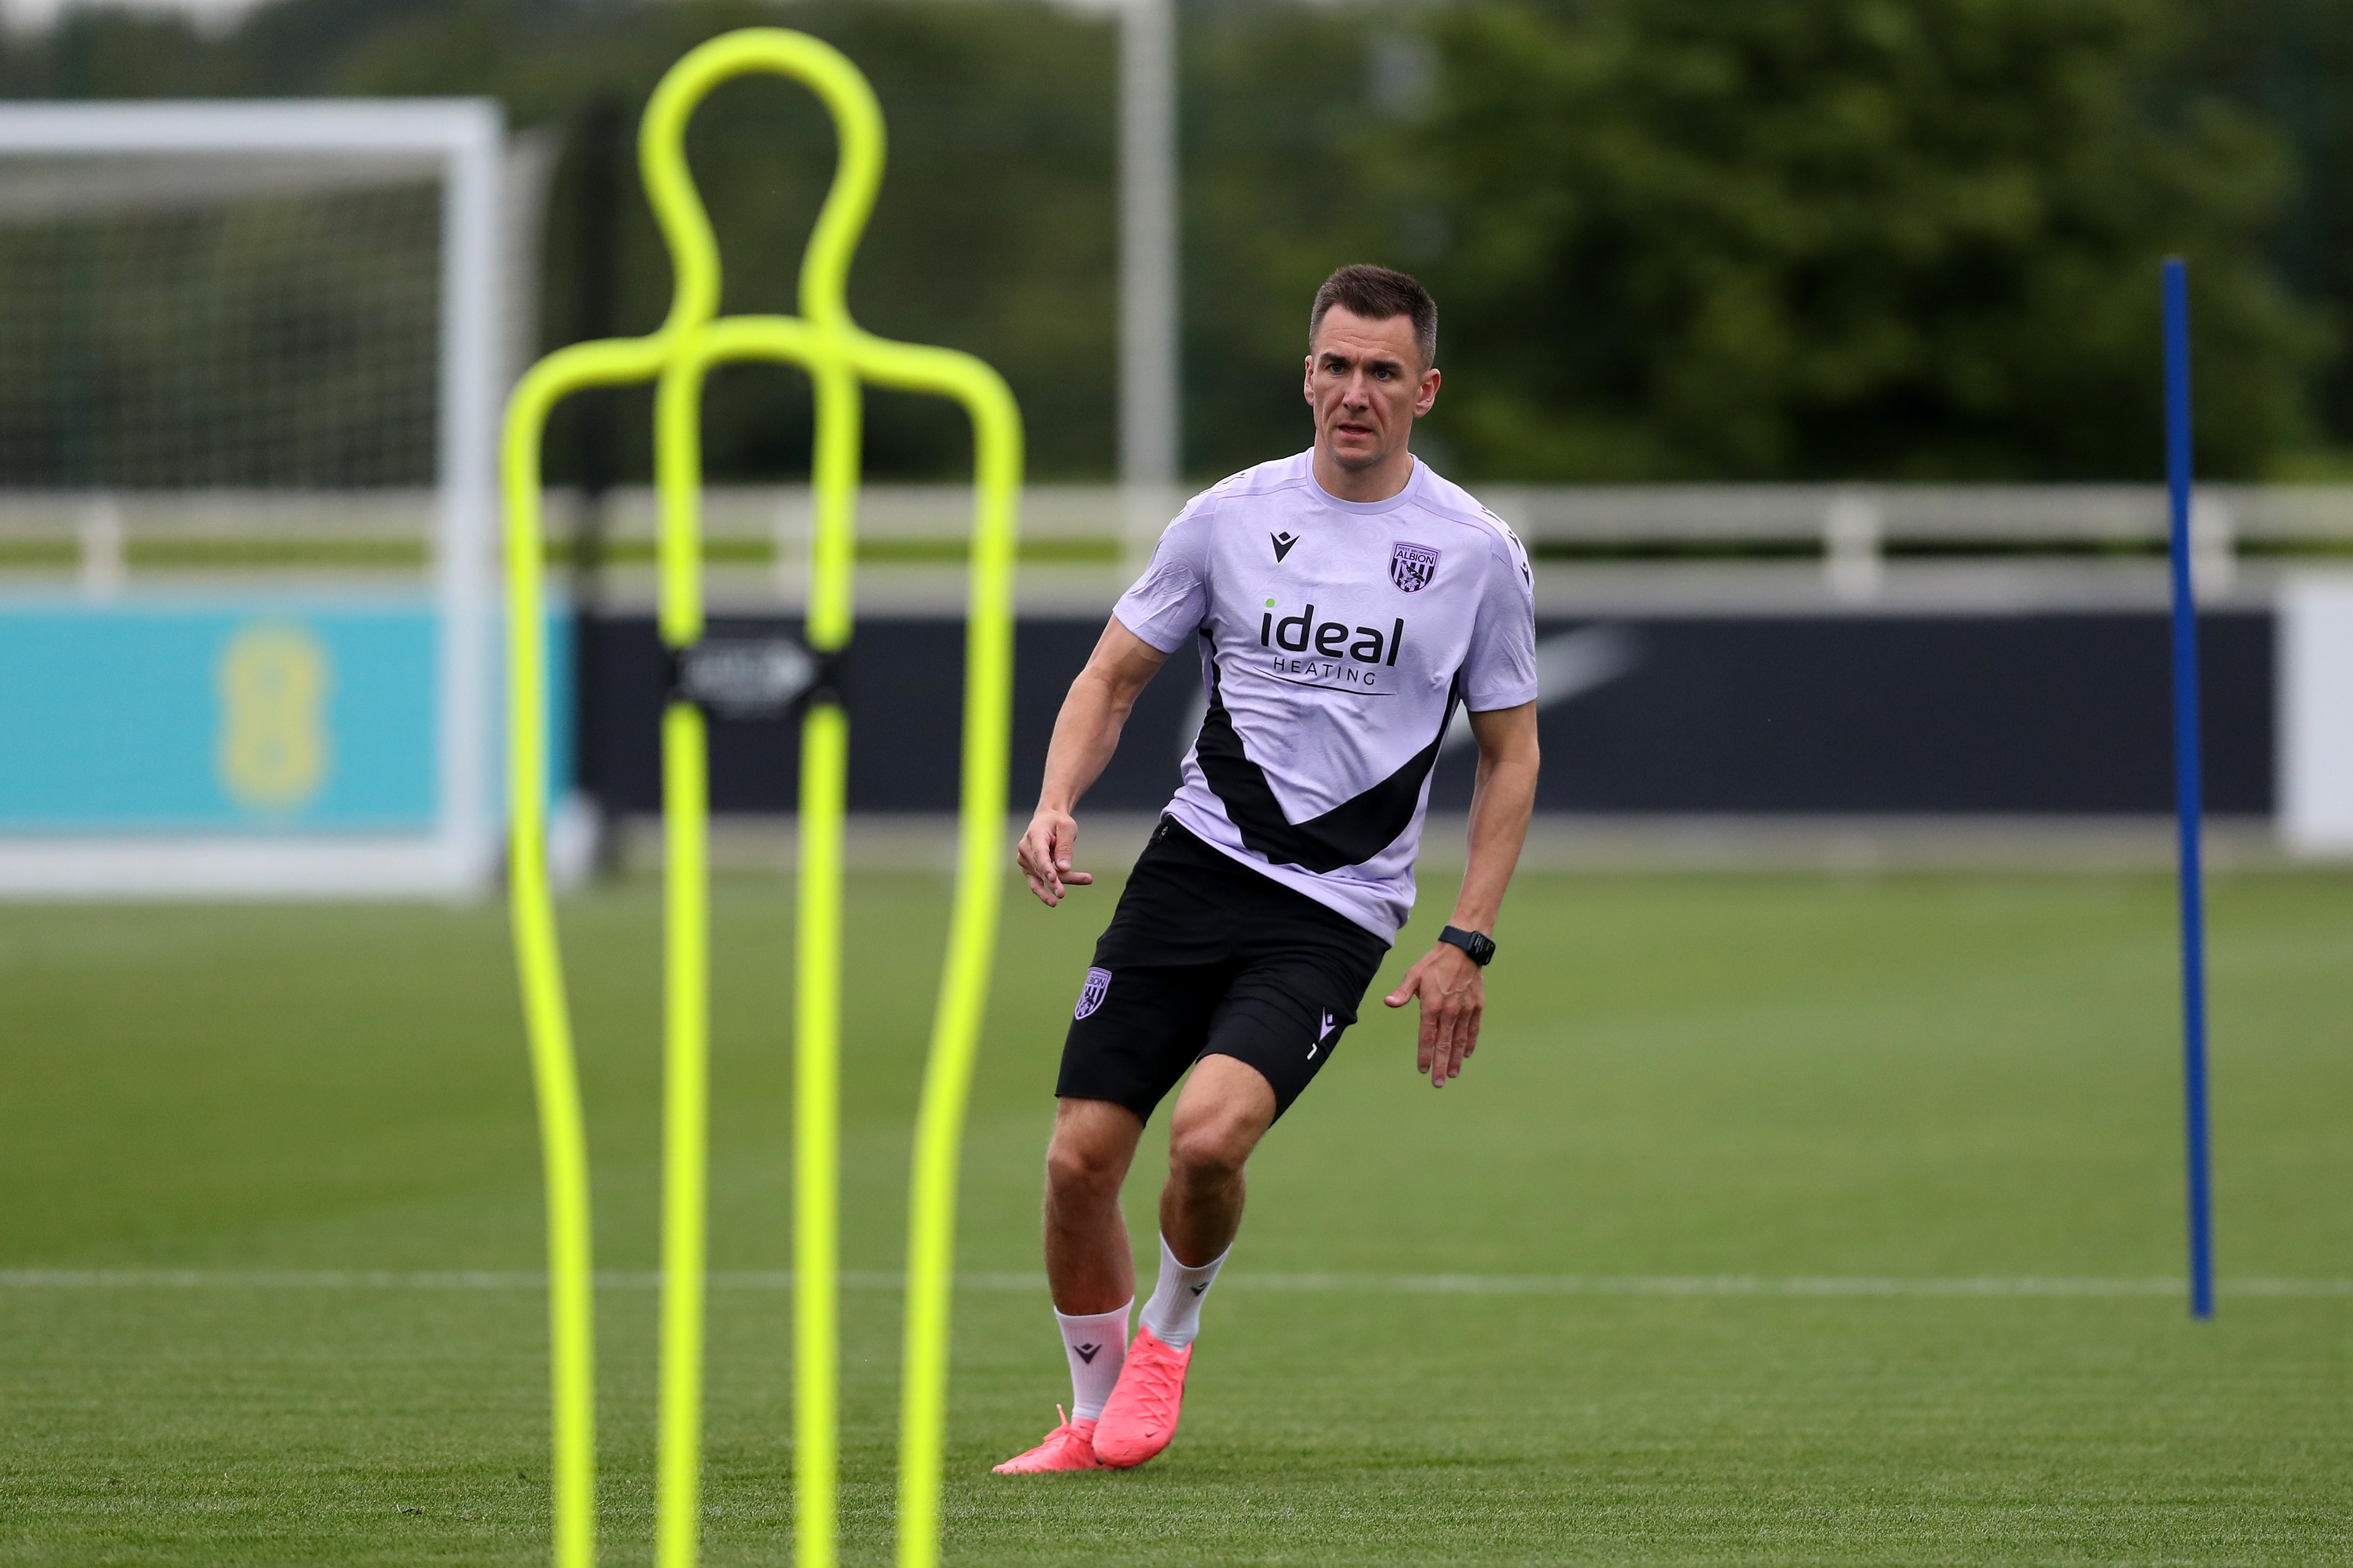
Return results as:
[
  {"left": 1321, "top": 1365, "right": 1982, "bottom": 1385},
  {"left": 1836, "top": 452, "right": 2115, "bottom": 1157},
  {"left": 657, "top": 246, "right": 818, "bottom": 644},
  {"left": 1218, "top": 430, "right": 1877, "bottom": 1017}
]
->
[{"left": 0, "top": 100, "right": 506, "bottom": 896}]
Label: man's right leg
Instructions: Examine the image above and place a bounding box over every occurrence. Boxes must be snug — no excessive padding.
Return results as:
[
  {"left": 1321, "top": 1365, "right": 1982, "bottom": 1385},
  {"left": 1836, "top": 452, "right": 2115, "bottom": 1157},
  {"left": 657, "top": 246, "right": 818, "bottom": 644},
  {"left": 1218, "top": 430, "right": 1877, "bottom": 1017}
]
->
[
  {"left": 991, "top": 1097, "right": 1146, "bottom": 1474},
  {"left": 1002, "top": 826, "right": 1235, "bottom": 1473},
  {"left": 1044, "top": 1096, "right": 1146, "bottom": 1314}
]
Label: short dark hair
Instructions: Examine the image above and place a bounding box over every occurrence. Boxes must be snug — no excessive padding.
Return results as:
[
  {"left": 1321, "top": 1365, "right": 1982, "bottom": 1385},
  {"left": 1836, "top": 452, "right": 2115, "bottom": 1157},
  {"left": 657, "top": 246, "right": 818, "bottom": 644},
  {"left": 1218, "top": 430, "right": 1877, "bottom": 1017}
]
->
[{"left": 1309, "top": 264, "right": 1437, "bottom": 368}]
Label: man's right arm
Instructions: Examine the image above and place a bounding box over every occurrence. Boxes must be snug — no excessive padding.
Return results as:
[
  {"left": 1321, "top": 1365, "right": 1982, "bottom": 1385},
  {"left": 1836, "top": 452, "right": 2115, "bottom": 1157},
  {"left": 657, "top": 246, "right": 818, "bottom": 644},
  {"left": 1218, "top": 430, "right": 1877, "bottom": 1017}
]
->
[{"left": 1015, "top": 616, "right": 1171, "bottom": 906}]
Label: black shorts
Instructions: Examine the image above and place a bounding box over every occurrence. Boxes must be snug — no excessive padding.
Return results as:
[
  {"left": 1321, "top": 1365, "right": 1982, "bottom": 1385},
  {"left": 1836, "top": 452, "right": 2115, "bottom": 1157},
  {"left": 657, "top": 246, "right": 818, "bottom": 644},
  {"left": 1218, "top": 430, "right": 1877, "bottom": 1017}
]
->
[{"left": 1055, "top": 816, "right": 1390, "bottom": 1124}]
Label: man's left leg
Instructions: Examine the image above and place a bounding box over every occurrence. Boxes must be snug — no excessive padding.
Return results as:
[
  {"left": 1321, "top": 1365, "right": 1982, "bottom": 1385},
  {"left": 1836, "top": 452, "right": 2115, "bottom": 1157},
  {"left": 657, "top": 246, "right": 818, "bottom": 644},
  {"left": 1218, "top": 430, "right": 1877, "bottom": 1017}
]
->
[
  {"left": 1156, "top": 1053, "right": 1275, "bottom": 1320},
  {"left": 1092, "top": 1055, "right": 1276, "bottom": 1468},
  {"left": 1089, "top": 897, "right": 1388, "bottom": 1470}
]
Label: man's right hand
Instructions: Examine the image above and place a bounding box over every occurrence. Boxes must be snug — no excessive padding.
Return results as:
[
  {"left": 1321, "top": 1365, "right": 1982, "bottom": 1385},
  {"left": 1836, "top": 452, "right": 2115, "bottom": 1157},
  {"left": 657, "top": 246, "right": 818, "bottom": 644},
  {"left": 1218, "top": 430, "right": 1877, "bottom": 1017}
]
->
[
  {"left": 1016, "top": 807, "right": 1092, "bottom": 907},
  {"left": 1016, "top": 617, "right": 1169, "bottom": 907}
]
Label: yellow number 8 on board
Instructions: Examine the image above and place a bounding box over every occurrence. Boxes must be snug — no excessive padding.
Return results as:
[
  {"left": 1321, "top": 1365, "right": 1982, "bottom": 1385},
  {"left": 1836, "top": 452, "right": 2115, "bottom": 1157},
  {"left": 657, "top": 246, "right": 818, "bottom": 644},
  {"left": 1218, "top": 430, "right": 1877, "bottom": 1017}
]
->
[
  {"left": 500, "top": 26, "right": 1021, "bottom": 1568},
  {"left": 216, "top": 622, "right": 331, "bottom": 812}
]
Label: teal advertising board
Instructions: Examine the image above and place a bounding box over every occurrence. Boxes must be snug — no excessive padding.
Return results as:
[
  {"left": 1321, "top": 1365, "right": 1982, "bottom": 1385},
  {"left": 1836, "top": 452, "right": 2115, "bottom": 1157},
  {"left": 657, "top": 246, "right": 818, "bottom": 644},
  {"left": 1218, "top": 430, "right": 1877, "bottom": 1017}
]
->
[{"left": 0, "top": 598, "right": 568, "bottom": 833}]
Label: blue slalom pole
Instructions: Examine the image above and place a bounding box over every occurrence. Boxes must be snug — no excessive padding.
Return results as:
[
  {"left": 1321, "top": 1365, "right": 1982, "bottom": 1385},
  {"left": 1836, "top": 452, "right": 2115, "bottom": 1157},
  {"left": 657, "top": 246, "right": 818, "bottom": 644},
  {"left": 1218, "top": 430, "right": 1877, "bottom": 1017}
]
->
[{"left": 2161, "top": 256, "right": 2214, "bottom": 1320}]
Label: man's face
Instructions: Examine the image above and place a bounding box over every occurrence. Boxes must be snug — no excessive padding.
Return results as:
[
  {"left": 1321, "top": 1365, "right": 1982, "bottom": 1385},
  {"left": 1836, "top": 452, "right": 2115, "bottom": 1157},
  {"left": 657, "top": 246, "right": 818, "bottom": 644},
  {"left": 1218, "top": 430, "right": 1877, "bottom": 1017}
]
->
[{"left": 1303, "top": 305, "right": 1440, "bottom": 472}]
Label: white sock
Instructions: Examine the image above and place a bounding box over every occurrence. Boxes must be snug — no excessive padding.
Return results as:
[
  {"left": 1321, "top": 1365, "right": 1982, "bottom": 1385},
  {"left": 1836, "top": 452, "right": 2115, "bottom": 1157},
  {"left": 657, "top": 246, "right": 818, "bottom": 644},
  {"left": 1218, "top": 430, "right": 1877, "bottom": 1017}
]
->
[
  {"left": 1137, "top": 1233, "right": 1230, "bottom": 1351},
  {"left": 1054, "top": 1302, "right": 1130, "bottom": 1421}
]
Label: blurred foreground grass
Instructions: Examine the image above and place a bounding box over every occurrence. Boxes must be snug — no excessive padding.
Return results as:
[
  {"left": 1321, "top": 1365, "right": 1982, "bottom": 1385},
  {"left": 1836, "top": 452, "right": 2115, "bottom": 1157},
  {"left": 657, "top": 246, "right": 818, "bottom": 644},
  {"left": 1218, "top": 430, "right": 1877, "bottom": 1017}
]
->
[{"left": 1, "top": 868, "right": 2348, "bottom": 1564}]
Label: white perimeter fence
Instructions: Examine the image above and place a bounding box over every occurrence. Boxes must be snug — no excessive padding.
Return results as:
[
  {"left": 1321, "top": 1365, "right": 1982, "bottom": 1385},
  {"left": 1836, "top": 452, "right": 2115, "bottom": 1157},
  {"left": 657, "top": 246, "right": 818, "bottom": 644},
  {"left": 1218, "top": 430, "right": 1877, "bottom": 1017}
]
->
[{"left": 6, "top": 481, "right": 2349, "bottom": 595}]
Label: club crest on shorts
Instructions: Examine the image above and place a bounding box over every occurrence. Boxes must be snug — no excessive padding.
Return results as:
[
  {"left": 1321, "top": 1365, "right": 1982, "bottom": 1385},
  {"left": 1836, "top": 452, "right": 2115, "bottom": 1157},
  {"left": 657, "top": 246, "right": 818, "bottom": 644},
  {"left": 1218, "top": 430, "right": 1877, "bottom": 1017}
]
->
[
  {"left": 1074, "top": 966, "right": 1113, "bottom": 1020},
  {"left": 1389, "top": 540, "right": 1440, "bottom": 593}
]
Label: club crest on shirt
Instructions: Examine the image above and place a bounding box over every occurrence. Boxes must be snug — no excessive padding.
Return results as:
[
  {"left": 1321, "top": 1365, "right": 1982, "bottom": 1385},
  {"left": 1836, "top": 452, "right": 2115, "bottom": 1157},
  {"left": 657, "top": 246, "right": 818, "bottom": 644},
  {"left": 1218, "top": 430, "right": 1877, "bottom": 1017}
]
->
[
  {"left": 1074, "top": 966, "right": 1113, "bottom": 1020},
  {"left": 1389, "top": 541, "right": 1440, "bottom": 593}
]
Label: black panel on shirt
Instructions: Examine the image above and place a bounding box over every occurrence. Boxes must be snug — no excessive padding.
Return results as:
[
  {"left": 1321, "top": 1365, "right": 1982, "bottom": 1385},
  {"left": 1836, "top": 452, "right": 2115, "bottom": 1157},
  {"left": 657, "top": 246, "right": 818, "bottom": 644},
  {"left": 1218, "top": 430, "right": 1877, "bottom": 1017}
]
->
[{"left": 1192, "top": 636, "right": 1462, "bottom": 873}]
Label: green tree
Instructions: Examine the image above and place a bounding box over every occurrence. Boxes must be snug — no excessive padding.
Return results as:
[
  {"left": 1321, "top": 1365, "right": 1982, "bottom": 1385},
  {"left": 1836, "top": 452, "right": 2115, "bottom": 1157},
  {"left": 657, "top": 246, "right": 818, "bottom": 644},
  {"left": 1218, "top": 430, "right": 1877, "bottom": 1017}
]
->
[
  {"left": 2169, "top": 0, "right": 2353, "bottom": 472},
  {"left": 1407, "top": 0, "right": 2321, "bottom": 480},
  {"left": 6, "top": 0, "right": 2345, "bottom": 484},
  {"left": 1179, "top": 2, "right": 1391, "bottom": 480}
]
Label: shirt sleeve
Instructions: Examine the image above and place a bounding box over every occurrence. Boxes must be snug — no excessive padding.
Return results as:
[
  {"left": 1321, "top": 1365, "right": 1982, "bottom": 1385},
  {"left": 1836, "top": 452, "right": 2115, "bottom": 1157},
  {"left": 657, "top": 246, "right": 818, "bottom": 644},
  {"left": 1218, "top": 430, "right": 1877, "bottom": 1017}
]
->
[
  {"left": 1460, "top": 521, "right": 1538, "bottom": 712},
  {"left": 1111, "top": 499, "right": 1216, "bottom": 652}
]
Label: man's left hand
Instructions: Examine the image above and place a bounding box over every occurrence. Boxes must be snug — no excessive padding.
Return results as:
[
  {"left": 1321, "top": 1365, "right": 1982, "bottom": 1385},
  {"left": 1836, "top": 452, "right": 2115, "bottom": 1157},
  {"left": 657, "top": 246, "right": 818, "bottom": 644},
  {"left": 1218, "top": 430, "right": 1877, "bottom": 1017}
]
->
[{"left": 1382, "top": 942, "right": 1484, "bottom": 1088}]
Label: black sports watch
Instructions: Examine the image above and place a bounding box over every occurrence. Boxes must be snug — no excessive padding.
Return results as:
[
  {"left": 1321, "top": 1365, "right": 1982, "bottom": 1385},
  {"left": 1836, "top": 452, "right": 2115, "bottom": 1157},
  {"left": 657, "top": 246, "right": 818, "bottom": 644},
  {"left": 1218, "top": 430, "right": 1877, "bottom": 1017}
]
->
[{"left": 1437, "top": 925, "right": 1495, "bottom": 967}]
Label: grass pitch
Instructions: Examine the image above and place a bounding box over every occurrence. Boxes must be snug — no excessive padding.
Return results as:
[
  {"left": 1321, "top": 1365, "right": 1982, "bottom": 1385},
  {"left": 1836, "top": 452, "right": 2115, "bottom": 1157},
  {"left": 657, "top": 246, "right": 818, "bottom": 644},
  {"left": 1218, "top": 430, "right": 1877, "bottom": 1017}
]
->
[{"left": 1, "top": 863, "right": 2348, "bottom": 1564}]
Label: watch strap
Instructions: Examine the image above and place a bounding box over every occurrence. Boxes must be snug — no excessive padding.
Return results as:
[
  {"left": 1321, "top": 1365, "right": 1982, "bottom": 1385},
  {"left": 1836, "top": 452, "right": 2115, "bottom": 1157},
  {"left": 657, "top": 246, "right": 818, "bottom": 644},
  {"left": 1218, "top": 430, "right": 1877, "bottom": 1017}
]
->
[{"left": 1438, "top": 925, "right": 1495, "bottom": 966}]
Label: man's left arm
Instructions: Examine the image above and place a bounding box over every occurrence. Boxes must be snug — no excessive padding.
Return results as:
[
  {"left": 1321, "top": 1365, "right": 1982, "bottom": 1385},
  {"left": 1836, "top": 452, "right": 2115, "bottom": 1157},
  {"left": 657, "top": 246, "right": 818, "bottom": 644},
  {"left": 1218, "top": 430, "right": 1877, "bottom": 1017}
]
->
[{"left": 1383, "top": 700, "right": 1540, "bottom": 1087}]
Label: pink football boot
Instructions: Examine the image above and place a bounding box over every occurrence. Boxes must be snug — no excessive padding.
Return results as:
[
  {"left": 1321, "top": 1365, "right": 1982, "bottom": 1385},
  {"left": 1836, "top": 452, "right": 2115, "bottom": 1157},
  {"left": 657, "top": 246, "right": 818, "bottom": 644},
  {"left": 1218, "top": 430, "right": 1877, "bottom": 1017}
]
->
[
  {"left": 991, "top": 1407, "right": 1105, "bottom": 1474},
  {"left": 1090, "top": 1326, "right": 1191, "bottom": 1468}
]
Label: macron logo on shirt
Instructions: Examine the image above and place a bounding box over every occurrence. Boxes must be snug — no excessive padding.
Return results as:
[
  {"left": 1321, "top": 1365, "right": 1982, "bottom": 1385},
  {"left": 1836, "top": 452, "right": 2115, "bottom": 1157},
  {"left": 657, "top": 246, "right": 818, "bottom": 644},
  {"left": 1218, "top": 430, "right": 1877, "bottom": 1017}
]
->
[{"left": 1270, "top": 530, "right": 1299, "bottom": 562}]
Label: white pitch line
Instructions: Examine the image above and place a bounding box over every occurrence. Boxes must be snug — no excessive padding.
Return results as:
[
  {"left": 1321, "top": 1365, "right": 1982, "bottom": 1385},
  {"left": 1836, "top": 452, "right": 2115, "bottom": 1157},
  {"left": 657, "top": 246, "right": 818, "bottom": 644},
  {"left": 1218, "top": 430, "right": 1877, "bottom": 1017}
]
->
[
  {"left": 1, "top": 1269, "right": 2347, "bottom": 1297},
  {"left": 1233, "top": 1274, "right": 2353, "bottom": 1298}
]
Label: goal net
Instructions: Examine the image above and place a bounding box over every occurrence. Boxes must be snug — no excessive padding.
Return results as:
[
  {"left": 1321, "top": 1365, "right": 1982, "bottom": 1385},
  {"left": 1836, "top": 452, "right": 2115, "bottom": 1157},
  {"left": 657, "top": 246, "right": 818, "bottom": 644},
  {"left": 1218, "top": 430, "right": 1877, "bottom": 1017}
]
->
[
  {"left": 0, "top": 103, "right": 512, "bottom": 896},
  {"left": 0, "top": 152, "right": 442, "bottom": 491}
]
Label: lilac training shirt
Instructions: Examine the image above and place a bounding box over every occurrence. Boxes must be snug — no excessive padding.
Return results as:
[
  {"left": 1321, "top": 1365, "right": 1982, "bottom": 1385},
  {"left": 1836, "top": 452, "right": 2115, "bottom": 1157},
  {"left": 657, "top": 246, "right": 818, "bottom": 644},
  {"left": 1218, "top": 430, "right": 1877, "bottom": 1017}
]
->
[{"left": 1112, "top": 450, "right": 1538, "bottom": 941}]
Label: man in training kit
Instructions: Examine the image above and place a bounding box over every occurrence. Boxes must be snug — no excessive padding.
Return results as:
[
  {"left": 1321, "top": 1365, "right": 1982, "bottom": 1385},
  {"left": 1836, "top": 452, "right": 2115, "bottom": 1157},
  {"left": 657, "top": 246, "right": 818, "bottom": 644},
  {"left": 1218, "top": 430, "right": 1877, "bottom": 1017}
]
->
[{"left": 994, "top": 264, "right": 1541, "bottom": 1474}]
